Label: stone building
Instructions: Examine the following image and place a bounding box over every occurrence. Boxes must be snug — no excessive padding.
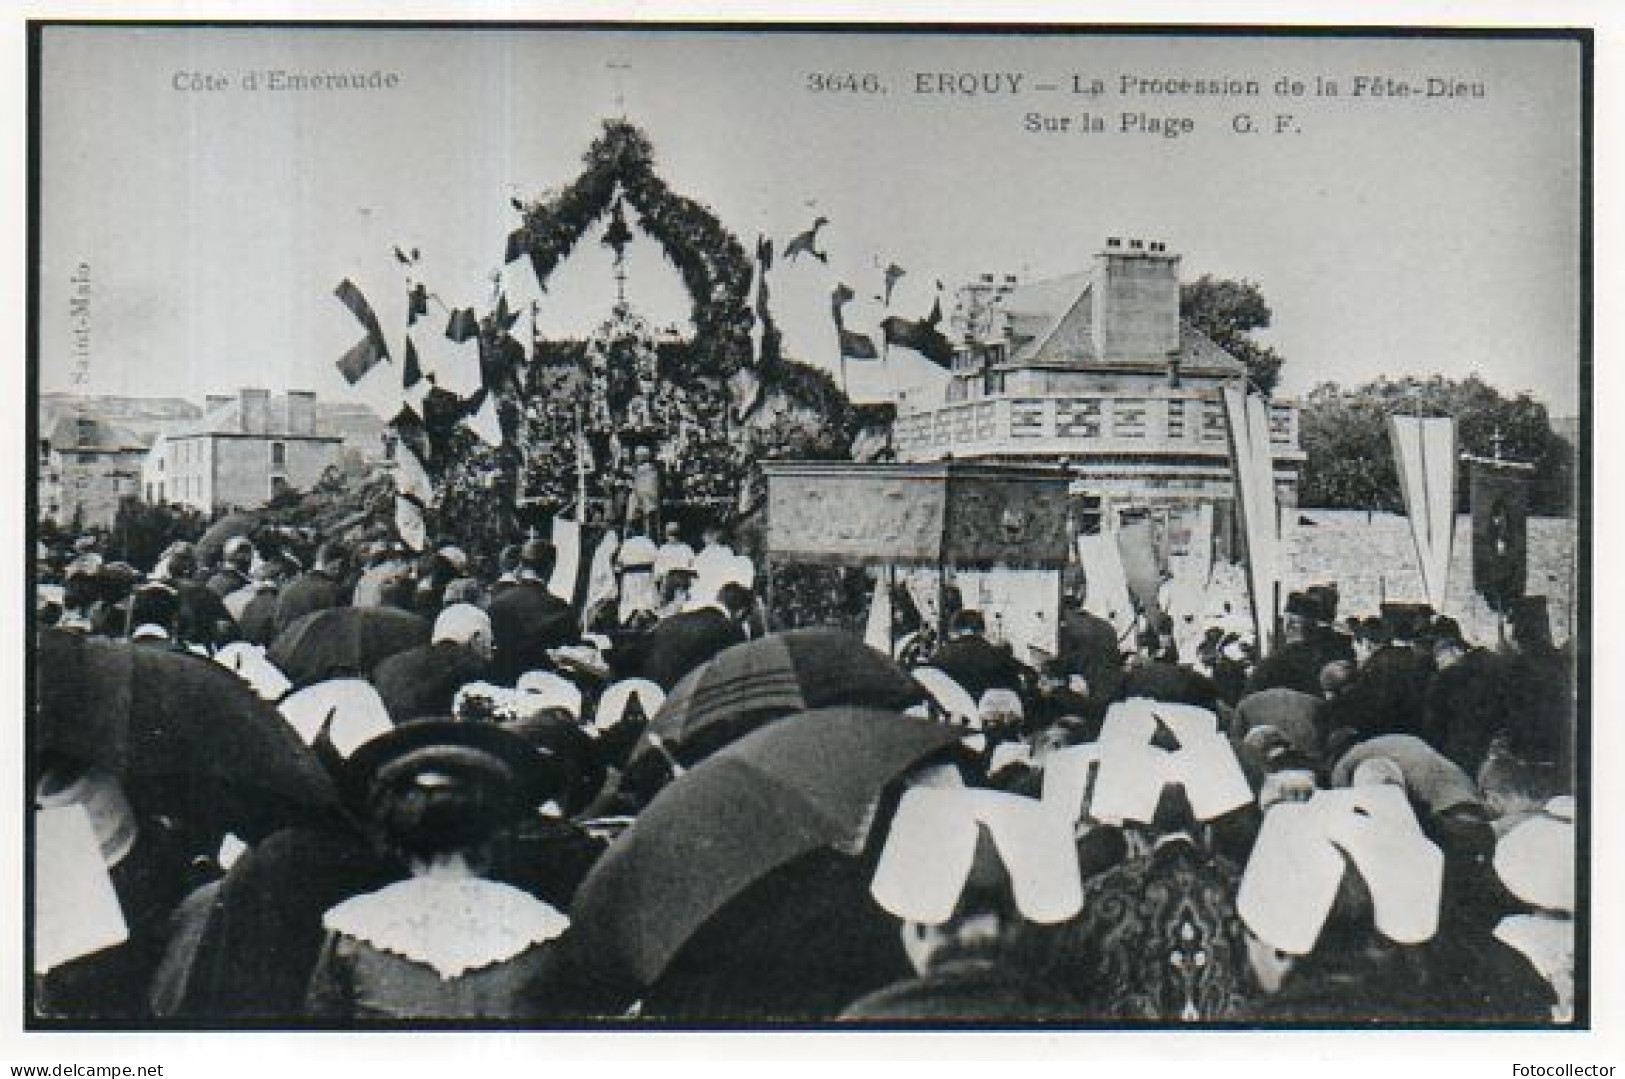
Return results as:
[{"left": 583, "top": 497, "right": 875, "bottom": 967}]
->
[
  {"left": 143, "top": 388, "right": 342, "bottom": 512},
  {"left": 894, "top": 237, "right": 1305, "bottom": 554},
  {"left": 39, "top": 410, "right": 150, "bottom": 530}
]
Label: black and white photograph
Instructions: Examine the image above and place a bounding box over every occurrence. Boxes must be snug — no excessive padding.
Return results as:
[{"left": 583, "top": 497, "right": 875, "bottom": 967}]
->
[{"left": 14, "top": 12, "right": 1607, "bottom": 1056}]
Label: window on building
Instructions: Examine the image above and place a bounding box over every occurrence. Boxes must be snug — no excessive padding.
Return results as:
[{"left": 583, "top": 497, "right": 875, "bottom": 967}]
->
[
  {"left": 271, "top": 475, "right": 290, "bottom": 500},
  {"left": 1113, "top": 401, "right": 1148, "bottom": 438},
  {"left": 384, "top": 436, "right": 397, "bottom": 462},
  {"left": 271, "top": 441, "right": 287, "bottom": 468}
]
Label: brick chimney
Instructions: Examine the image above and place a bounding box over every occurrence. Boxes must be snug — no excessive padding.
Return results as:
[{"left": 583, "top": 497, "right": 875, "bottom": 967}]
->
[
  {"left": 286, "top": 390, "right": 317, "bottom": 437},
  {"left": 239, "top": 388, "right": 270, "bottom": 436},
  {"left": 1091, "top": 237, "right": 1182, "bottom": 362}
]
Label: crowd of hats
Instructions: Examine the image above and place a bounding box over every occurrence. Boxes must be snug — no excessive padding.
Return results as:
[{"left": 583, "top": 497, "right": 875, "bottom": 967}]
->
[{"left": 30, "top": 526, "right": 1578, "bottom": 1025}]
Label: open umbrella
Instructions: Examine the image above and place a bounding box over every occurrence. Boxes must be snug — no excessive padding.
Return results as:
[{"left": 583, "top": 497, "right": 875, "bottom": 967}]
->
[
  {"left": 565, "top": 706, "right": 960, "bottom": 994},
  {"left": 647, "top": 628, "right": 925, "bottom": 764},
  {"left": 34, "top": 629, "right": 341, "bottom": 841},
  {"left": 195, "top": 512, "right": 262, "bottom": 564},
  {"left": 267, "top": 606, "right": 431, "bottom": 689}
]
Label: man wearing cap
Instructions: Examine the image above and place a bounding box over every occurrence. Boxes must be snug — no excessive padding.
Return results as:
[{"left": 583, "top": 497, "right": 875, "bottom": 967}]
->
[
  {"left": 486, "top": 539, "right": 577, "bottom": 685},
  {"left": 206, "top": 537, "right": 256, "bottom": 599},
  {"left": 1425, "top": 625, "right": 1514, "bottom": 775},
  {"left": 1331, "top": 604, "right": 1436, "bottom": 741},
  {"left": 1245, "top": 590, "right": 1350, "bottom": 698},
  {"left": 274, "top": 541, "right": 353, "bottom": 637},
  {"left": 352, "top": 543, "right": 416, "bottom": 611},
  {"left": 639, "top": 580, "right": 753, "bottom": 691},
  {"left": 930, "top": 610, "right": 1029, "bottom": 702},
  {"left": 1055, "top": 574, "right": 1124, "bottom": 709},
  {"left": 231, "top": 552, "right": 294, "bottom": 646},
  {"left": 161, "top": 543, "right": 238, "bottom": 650}
]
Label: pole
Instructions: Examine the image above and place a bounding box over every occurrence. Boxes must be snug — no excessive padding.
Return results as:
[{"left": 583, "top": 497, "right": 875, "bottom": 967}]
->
[{"left": 575, "top": 403, "right": 588, "bottom": 525}]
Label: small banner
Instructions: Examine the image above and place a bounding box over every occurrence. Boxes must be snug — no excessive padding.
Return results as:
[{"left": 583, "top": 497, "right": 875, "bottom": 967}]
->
[
  {"left": 1116, "top": 516, "right": 1163, "bottom": 615},
  {"left": 864, "top": 571, "right": 894, "bottom": 656},
  {"left": 1222, "top": 387, "right": 1283, "bottom": 648},
  {"left": 1388, "top": 415, "right": 1457, "bottom": 611},
  {"left": 1470, "top": 456, "right": 1532, "bottom": 613}
]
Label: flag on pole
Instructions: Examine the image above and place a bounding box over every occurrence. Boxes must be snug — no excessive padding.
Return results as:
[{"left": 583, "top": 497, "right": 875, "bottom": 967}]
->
[
  {"left": 880, "top": 299, "right": 954, "bottom": 367},
  {"left": 333, "top": 278, "right": 390, "bottom": 384},
  {"left": 1116, "top": 516, "right": 1163, "bottom": 614},
  {"left": 1469, "top": 455, "right": 1531, "bottom": 613},
  {"left": 864, "top": 572, "right": 894, "bottom": 656},
  {"left": 839, "top": 329, "right": 880, "bottom": 360},
  {"left": 784, "top": 216, "right": 829, "bottom": 263},
  {"left": 493, "top": 293, "right": 521, "bottom": 334},
  {"left": 462, "top": 391, "right": 504, "bottom": 448},
  {"left": 548, "top": 516, "right": 583, "bottom": 604},
  {"left": 395, "top": 495, "right": 428, "bottom": 553},
  {"left": 504, "top": 228, "right": 529, "bottom": 265},
  {"left": 416, "top": 325, "right": 484, "bottom": 400},
  {"left": 882, "top": 263, "right": 906, "bottom": 307},
  {"left": 1387, "top": 415, "right": 1457, "bottom": 611},
  {"left": 394, "top": 442, "right": 435, "bottom": 505},
  {"left": 1222, "top": 387, "right": 1283, "bottom": 650},
  {"left": 446, "top": 307, "right": 481, "bottom": 344},
  {"left": 831, "top": 282, "right": 856, "bottom": 324},
  {"left": 832, "top": 282, "right": 879, "bottom": 360}
]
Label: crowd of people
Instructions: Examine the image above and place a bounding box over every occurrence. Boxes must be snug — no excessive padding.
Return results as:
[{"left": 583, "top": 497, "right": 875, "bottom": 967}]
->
[{"left": 31, "top": 518, "right": 1578, "bottom": 1026}]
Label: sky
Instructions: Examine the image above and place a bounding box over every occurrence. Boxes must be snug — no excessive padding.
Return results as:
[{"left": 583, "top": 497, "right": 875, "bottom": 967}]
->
[{"left": 35, "top": 26, "right": 1584, "bottom": 414}]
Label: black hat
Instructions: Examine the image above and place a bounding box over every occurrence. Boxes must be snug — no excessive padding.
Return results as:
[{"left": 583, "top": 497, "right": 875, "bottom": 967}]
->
[
  {"left": 343, "top": 716, "right": 567, "bottom": 813},
  {"left": 519, "top": 539, "right": 555, "bottom": 573},
  {"left": 1284, "top": 591, "right": 1321, "bottom": 621},
  {"left": 1508, "top": 596, "right": 1552, "bottom": 649},
  {"left": 1306, "top": 584, "right": 1340, "bottom": 621},
  {"left": 501, "top": 712, "right": 606, "bottom": 817},
  {"left": 1380, "top": 602, "right": 1432, "bottom": 642}
]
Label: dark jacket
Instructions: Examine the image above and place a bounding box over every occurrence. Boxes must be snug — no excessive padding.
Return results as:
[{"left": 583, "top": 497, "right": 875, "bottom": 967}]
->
[
  {"left": 205, "top": 567, "right": 251, "bottom": 600},
  {"left": 930, "top": 635, "right": 1028, "bottom": 701},
  {"left": 236, "top": 589, "right": 280, "bottom": 646},
  {"left": 485, "top": 580, "right": 577, "bottom": 685},
  {"left": 639, "top": 607, "right": 746, "bottom": 691},
  {"left": 1329, "top": 646, "right": 1435, "bottom": 741},
  {"left": 1057, "top": 606, "right": 1124, "bottom": 700},
  {"left": 274, "top": 570, "right": 349, "bottom": 639}
]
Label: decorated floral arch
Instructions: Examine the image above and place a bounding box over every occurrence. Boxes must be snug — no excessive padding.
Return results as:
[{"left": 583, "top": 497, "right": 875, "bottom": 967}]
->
[{"left": 406, "top": 120, "right": 863, "bottom": 556}]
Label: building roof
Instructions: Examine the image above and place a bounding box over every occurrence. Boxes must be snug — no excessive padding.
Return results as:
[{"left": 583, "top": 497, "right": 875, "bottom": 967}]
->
[
  {"left": 167, "top": 393, "right": 337, "bottom": 440},
  {"left": 47, "top": 412, "right": 149, "bottom": 453},
  {"left": 996, "top": 269, "right": 1247, "bottom": 377}
]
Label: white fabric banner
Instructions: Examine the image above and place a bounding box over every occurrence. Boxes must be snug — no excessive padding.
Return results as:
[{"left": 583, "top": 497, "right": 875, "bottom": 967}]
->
[
  {"left": 1388, "top": 415, "right": 1457, "bottom": 611},
  {"left": 1223, "top": 388, "right": 1282, "bottom": 649},
  {"left": 1076, "top": 531, "right": 1135, "bottom": 637},
  {"left": 548, "top": 516, "right": 582, "bottom": 604},
  {"left": 864, "top": 572, "right": 893, "bottom": 656}
]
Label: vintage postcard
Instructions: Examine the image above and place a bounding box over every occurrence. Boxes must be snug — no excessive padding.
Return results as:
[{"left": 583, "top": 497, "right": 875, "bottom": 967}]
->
[{"left": 10, "top": 9, "right": 1615, "bottom": 1071}]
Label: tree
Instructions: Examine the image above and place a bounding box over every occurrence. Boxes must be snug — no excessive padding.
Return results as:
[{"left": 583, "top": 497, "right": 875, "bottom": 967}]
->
[
  {"left": 1180, "top": 275, "right": 1285, "bottom": 395},
  {"left": 110, "top": 497, "right": 207, "bottom": 570},
  {"left": 1297, "top": 376, "right": 1575, "bottom": 516}
]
